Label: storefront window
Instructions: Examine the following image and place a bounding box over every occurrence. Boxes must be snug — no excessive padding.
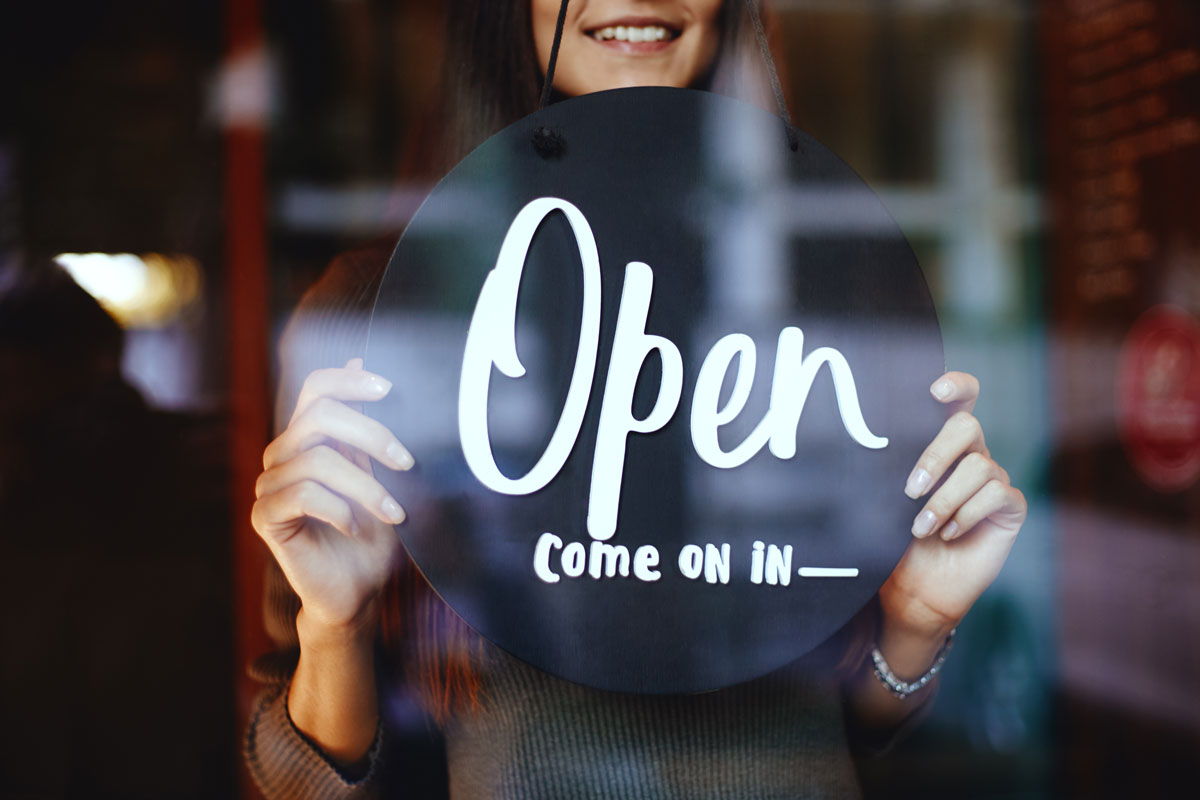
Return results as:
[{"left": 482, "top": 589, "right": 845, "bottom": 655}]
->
[{"left": 2, "top": 1, "right": 1197, "bottom": 797}]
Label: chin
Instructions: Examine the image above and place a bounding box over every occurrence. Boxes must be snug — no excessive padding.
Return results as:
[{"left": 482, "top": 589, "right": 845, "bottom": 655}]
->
[{"left": 570, "top": 69, "right": 694, "bottom": 95}]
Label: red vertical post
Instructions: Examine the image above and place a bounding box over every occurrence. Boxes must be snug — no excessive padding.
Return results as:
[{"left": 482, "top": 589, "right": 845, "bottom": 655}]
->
[{"left": 224, "top": 0, "right": 270, "bottom": 796}]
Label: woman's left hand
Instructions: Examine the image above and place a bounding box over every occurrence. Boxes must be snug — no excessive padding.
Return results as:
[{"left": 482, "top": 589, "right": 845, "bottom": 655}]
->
[{"left": 878, "top": 371, "right": 1028, "bottom": 642}]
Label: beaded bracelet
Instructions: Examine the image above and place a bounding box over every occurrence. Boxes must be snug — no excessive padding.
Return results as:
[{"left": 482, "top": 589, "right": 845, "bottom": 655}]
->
[{"left": 870, "top": 628, "right": 956, "bottom": 699}]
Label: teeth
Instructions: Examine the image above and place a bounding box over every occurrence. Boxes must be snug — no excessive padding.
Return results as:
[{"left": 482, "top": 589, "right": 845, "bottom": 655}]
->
[{"left": 591, "top": 25, "right": 671, "bottom": 43}]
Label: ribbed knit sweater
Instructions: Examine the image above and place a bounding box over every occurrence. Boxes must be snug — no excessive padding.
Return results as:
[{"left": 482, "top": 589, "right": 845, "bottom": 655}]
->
[{"left": 243, "top": 245, "right": 923, "bottom": 799}]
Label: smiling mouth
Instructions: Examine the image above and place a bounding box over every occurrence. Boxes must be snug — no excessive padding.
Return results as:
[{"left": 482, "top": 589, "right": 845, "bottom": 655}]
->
[{"left": 587, "top": 24, "right": 680, "bottom": 44}]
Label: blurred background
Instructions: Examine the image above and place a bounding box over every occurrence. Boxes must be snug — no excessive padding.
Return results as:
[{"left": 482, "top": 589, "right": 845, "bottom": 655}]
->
[{"left": 1, "top": 0, "right": 1197, "bottom": 797}]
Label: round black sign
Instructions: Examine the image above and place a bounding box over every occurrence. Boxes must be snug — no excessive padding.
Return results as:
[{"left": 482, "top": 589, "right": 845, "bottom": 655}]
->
[{"left": 366, "top": 87, "right": 944, "bottom": 694}]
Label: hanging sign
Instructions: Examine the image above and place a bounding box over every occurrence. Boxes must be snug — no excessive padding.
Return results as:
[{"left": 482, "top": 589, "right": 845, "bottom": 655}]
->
[{"left": 366, "top": 87, "right": 944, "bottom": 694}]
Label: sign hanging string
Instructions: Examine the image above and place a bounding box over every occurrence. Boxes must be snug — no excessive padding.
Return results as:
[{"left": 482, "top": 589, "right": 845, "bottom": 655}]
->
[
  {"left": 742, "top": 0, "right": 801, "bottom": 152},
  {"left": 538, "top": 0, "right": 572, "bottom": 109},
  {"left": 531, "top": 0, "right": 572, "bottom": 157}
]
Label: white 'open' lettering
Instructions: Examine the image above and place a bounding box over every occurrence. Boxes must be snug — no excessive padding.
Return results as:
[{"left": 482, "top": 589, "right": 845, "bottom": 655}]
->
[{"left": 460, "top": 197, "right": 887, "bottom": 543}]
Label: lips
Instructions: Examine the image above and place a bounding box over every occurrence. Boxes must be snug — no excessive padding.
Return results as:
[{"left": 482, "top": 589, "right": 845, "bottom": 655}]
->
[{"left": 585, "top": 17, "right": 682, "bottom": 51}]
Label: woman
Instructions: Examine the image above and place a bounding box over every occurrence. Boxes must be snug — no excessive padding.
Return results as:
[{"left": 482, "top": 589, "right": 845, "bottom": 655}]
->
[{"left": 246, "top": 1, "right": 1027, "bottom": 797}]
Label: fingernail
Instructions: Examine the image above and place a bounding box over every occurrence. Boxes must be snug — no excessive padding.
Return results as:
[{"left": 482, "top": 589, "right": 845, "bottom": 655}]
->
[
  {"left": 912, "top": 510, "right": 937, "bottom": 538},
  {"left": 381, "top": 496, "right": 406, "bottom": 523},
  {"left": 905, "top": 467, "right": 932, "bottom": 499},
  {"left": 931, "top": 379, "right": 953, "bottom": 400},
  {"left": 941, "top": 520, "right": 959, "bottom": 541},
  {"left": 387, "top": 441, "right": 414, "bottom": 470},
  {"left": 366, "top": 375, "right": 392, "bottom": 396}
]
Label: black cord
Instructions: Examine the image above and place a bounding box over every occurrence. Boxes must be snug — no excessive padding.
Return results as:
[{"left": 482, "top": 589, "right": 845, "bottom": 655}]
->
[
  {"left": 743, "top": 0, "right": 800, "bottom": 152},
  {"left": 539, "top": 0, "right": 571, "bottom": 110},
  {"left": 532, "top": 0, "right": 571, "bottom": 158}
]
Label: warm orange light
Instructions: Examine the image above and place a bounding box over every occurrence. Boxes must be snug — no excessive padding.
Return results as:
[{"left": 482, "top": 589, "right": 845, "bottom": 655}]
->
[{"left": 54, "top": 252, "right": 203, "bottom": 328}]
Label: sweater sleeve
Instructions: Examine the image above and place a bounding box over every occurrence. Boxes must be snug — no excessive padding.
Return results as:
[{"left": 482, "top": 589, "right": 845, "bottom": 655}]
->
[
  {"left": 245, "top": 678, "right": 385, "bottom": 800},
  {"left": 243, "top": 557, "right": 389, "bottom": 799},
  {"left": 243, "top": 245, "right": 394, "bottom": 799}
]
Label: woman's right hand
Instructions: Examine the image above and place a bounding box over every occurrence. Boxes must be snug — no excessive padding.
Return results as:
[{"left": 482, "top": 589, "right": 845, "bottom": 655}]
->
[{"left": 251, "top": 358, "right": 413, "bottom": 635}]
